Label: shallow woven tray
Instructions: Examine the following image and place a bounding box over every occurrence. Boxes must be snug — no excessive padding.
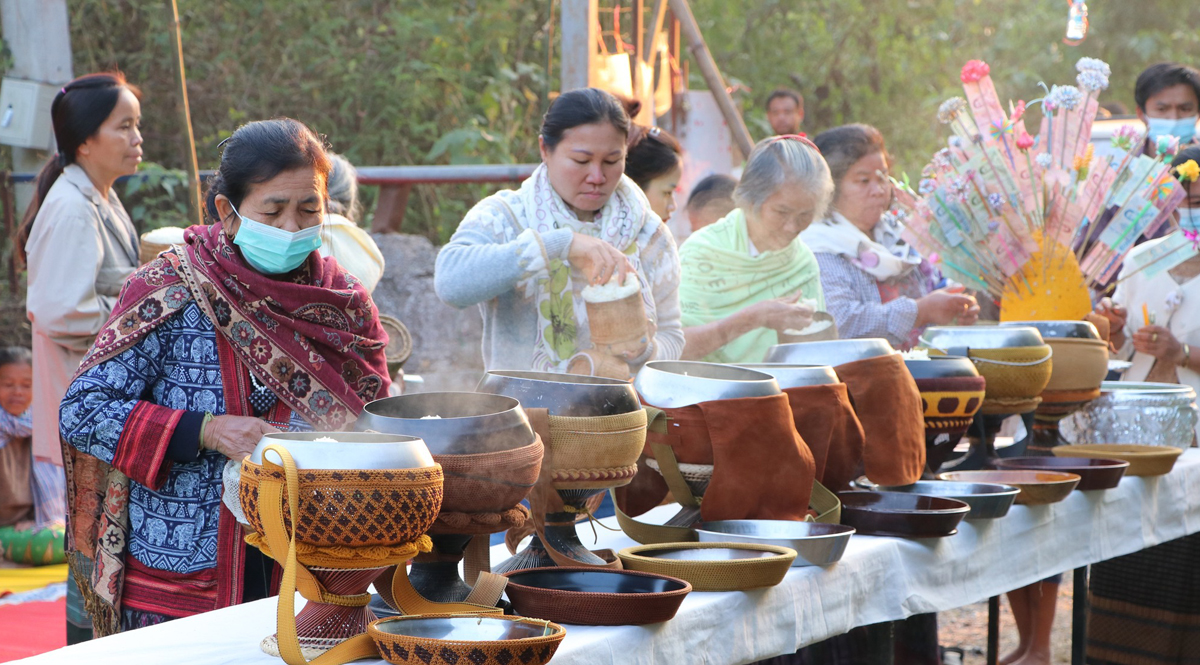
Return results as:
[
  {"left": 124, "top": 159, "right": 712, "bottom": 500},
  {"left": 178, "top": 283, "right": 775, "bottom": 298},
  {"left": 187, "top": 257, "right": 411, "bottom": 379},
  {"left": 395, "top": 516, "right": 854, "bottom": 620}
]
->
[
  {"left": 617, "top": 542, "right": 795, "bottom": 591},
  {"left": 368, "top": 614, "right": 565, "bottom": 665},
  {"left": 1052, "top": 444, "right": 1183, "bottom": 477}
]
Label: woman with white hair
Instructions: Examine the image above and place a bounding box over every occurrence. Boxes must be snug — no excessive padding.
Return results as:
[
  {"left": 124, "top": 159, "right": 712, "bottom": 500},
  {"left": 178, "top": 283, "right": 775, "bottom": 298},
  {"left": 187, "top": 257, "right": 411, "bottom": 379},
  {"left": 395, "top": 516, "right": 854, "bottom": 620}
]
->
[
  {"left": 318, "top": 153, "right": 385, "bottom": 293},
  {"left": 677, "top": 135, "right": 833, "bottom": 363}
]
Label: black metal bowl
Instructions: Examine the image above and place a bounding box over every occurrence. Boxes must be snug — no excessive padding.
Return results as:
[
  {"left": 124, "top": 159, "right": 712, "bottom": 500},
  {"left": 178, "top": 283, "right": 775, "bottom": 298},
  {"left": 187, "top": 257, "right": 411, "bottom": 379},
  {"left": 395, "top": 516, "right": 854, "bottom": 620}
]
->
[
  {"left": 477, "top": 370, "right": 642, "bottom": 417},
  {"left": 357, "top": 392, "right": 534, "bottom": 455}
]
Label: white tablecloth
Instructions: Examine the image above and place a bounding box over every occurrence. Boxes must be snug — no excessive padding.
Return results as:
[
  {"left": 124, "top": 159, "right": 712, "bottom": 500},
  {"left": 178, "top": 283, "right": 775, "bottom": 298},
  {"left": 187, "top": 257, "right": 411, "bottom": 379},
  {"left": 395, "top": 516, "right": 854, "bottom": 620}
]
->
[{"left": 16, "top": 450, "right": 1200, "bottom": 665}]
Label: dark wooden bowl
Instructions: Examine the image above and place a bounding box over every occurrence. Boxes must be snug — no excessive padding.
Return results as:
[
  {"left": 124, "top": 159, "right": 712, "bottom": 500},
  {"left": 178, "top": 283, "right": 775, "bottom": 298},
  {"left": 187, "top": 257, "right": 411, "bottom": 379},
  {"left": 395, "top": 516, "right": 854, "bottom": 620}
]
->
[
  {"left": 837, "top": 491, "right": 970, "bottom": 539},
  {"left": 993, "top": 456, "right": 1128, "bottom": 491}
]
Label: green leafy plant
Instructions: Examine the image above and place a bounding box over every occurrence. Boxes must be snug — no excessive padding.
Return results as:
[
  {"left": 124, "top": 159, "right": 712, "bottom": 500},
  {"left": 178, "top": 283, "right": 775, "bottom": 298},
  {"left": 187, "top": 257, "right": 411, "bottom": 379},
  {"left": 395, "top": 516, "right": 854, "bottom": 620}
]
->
[{"left": 122, "top": 162, "right": 192, "bottom": 233}]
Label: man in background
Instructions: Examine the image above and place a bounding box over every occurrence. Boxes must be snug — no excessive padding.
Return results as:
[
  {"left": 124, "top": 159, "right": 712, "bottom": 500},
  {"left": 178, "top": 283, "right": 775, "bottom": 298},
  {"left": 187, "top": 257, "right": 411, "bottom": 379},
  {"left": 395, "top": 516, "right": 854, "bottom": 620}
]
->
[
  {"left": 766, "top": 88, "right": 804, "bottom": 136},
  {"left": 1135, "top": 62, "right": 1200, "bottom": 154},
  {"left": 684, "top": 174, "right": 737, "bottom": 233}
]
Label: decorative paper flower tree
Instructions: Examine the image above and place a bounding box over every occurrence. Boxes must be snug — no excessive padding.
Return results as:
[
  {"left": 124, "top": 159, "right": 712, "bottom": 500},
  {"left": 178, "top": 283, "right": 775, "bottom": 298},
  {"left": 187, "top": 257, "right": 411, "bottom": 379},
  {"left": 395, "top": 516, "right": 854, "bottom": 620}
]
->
[{"left": 903, "top": 58, "right": 1187, "bottom": 320}]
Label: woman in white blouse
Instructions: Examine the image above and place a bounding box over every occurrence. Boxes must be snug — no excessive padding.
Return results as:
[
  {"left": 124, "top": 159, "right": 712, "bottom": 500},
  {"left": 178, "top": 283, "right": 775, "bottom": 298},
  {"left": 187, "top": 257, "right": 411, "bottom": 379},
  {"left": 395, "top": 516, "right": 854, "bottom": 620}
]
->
[{"left": 18, "top": 73, "right": 143, "bottom": 644}]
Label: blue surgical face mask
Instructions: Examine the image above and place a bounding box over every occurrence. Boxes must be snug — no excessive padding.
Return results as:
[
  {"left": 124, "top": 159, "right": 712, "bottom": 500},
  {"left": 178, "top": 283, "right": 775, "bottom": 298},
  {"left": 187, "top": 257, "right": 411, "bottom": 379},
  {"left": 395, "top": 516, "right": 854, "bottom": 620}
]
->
[
  {"left": 1147, "top": 115, "right": 1199, "bottom": 145},
  {"left": 229, "top": 203, "right": 322, "bottom": 274},
  {"left": 1181, "top": 206, "right": 1200, "bottom": 234}
]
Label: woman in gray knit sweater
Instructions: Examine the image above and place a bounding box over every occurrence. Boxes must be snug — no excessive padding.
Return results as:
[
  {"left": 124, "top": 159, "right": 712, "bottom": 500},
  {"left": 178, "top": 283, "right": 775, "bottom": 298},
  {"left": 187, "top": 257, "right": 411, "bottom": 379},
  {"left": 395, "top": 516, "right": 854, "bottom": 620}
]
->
[{"left": 435, "top": 88, "right": 683, "bottom": 374}]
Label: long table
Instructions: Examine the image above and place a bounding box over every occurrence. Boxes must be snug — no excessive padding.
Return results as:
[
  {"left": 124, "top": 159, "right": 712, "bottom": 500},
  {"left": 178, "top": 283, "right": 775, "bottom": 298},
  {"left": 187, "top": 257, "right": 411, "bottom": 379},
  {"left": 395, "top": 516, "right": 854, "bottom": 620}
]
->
[{"left": 16, "top": 449, "right": 1200, "bottom": 665}]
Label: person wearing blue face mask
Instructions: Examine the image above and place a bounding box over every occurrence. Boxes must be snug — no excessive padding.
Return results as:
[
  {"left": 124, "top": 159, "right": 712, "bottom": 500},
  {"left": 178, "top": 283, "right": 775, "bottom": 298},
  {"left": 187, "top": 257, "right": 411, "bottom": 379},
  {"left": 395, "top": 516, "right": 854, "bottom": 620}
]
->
[
  {"left": 1134, "top": 62, "right": 1200, "bottom": 155},
  {"left": 58, "top": 118, "right": 392, "bottom": 636},
  {"left": 1086, "top": 153, "right": 1200, "bottom": 665}
]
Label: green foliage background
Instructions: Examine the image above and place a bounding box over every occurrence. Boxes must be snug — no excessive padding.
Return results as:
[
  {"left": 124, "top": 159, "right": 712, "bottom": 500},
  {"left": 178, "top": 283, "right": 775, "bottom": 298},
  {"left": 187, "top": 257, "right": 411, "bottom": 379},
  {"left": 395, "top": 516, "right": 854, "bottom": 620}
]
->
[{"left": 63, "top": 0, "right": 1200, "bottom": 241}]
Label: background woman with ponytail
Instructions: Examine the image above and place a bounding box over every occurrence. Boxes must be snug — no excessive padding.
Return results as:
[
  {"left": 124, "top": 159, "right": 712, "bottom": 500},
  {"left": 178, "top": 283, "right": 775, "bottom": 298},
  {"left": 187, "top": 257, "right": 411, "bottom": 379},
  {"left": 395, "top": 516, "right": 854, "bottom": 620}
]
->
[
  {"left": 19, "top": 72, "right": 143, "bottom": 643},
  {"left": 623, "top": 120, "right": 683, "bottom": 222}
]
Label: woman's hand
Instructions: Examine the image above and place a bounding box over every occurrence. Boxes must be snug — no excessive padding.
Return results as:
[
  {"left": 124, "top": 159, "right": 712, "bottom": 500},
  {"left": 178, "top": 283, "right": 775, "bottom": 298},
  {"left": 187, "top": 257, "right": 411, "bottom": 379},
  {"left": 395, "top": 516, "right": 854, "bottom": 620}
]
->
[
  {"left": 1131, "top": 325, "right": 1185, "bottom": 363},
  {"left": 201, "top": 415, "right": 280, "bottom": 461},
  {"left": 915, "top": 288, "right": 978, "bottom": 327},
  {"left": 751, "top": 294, "right": 816, "bottom": 333},
  {"left": 1094, "top": 298, "right": 1128, "bottom": 333},
  {"left": 568, "top": 233, "right": 635, "bottom": 286}
]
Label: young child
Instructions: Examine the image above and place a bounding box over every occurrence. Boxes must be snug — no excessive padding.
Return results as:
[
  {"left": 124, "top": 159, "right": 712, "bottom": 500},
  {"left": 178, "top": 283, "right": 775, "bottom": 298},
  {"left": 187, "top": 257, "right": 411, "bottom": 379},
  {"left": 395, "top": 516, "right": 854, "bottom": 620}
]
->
[{"left": 0, "top": 346, "right": 64, "bottom": 565}]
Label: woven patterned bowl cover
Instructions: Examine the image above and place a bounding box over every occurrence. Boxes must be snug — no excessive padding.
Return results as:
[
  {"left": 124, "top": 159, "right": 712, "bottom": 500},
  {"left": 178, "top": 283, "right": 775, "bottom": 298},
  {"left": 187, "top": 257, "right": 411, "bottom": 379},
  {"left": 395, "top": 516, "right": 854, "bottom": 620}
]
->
[
  {"left": 952, "top": 345, "right": 1053, "bottom": 400},
  {"left": 240, "top": 460, "right": 443, "bottom": 548},
  {"left": 503, "top": 567, "right": 692, "bottom": 625},
  {"left": 367, "top": 614, "right": 566, "bottom": 665},
  {"left": 436, "top": 438, "right": 543, "bottom": 514},
  {"left": 618, "top": 542, "right": 796, "bottom": 592}
]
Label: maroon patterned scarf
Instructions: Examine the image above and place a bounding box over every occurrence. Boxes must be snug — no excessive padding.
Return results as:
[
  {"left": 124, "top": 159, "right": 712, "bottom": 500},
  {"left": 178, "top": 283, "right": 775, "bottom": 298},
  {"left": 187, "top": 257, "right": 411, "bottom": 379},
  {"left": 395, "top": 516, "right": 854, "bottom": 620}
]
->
[
  {"left": 83, "top": 222, "right": 390, "bottom": 423},
  {"left": 64, "top": 223, "right": 391, "bottom": 635}
]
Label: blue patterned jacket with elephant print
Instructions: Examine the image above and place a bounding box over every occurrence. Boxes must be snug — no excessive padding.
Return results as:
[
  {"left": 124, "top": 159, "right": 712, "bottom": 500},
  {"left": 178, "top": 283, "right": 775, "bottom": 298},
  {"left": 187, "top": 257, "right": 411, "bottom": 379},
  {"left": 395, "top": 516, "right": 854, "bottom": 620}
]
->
[{"left": 60, "top": 300, "right": 309, "bottom": 574}]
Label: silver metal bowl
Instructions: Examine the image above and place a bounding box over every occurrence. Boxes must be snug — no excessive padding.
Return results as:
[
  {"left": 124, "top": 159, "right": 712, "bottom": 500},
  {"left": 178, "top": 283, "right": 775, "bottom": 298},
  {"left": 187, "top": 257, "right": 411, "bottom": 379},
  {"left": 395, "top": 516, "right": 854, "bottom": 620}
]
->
[
  {"left": 694, "top": 520, "right": 854, "bottom": 567},
  {"left": 1001, "top": 320, "right": 1101, "bottom": 340},
  {"left": 248, "top": 431, "right": 435, "bottom": 470},
  {"left": 356, "top": 392, "right": 535, "bottom": 455},
  {"left": 919, "top": 325, "right": 1045, "bottom": 354},
  {"left": 476, "top": 370, "right": 642, "bottom": 417},
  {"left": 733, "top": 364, "right": 840, "bottom": 389},
  {"left": 635, "top": 361, "right": 780, "bottom": 408},
  {"left": 872, "top": 480, "right": 1019, "bottom": 520},
  {"left": 371, "top": 615, "right": 557, "bottom": 641},
  {"left": 764, "top": 338, "right": 894, "bottom": 367},
  {"left": 1099, "top": 381, "right": 1196, "bottom": 394},
  {"left": 1061, "top": 381, "right": 1198, "bottom": 447}
]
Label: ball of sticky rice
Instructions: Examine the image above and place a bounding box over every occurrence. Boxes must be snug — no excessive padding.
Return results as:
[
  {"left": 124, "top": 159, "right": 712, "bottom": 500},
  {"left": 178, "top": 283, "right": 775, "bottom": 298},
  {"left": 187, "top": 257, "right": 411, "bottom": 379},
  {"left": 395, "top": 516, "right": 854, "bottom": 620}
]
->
[
  {"left": 783, "top": 320, "right": 833, "bottom": 336},
  {"left": 313, "top": 436, "right": 339, "bottom": 443},
  {"left": 901, "top": 348, "right": 931, "bottom": 361},
  {"left": 141, "top": 226, "right": 188, "bottom": 244},
  {"left": 581, "top": 273, "right": 640, "bottom": 303},
  {"left": 781, "top": 298, "right": 827, "bottom": 335}
]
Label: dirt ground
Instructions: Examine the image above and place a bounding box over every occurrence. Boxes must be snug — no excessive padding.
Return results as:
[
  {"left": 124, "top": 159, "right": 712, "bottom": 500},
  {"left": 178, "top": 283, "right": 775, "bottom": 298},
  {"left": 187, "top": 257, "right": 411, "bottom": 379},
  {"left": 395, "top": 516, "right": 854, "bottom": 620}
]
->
[{"left": 939, "top": 574, "right": 1076, "bottom": 664}]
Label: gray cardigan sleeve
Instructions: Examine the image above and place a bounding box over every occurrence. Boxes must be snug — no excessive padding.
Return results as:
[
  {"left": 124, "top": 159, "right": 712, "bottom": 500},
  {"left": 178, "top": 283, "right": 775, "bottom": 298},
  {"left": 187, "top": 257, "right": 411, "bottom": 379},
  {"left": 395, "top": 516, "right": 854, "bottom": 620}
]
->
[
  {"left": 644, "top": 224, "right": 684, "bottom": 362},
  {"left": 434, "top": 198, "right": 574, "bottom": 309}
]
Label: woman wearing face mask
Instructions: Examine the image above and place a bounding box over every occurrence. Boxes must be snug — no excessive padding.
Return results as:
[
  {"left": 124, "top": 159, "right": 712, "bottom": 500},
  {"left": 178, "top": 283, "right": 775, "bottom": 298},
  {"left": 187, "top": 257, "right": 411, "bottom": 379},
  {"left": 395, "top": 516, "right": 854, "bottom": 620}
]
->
[
  {"left": 623, "top": 117, "right": 683, "bottom": 223},
  {"left": 802, "top": 124, "right": 978, "bottom": 349},
  {"left": 58, "top": 118, "right": 391, "bottom": 635},
  {"left": 19, "top": 72, "right": 143, "bottom": 644},
  {"left": 1095, "top": 146, "right": 1200, "bottom": 433},
  {"left": 435, "top": 88, "right": 683, "bottom": 373},
  {"left": 1084, "top": 145, "right": 1200, "bottom": 665},
  {"left": 1135, "top": 62, "right": 1200, "bottom": 155},
  {"left": 677, "top": 135, "right": 832, "bottom": 363}
]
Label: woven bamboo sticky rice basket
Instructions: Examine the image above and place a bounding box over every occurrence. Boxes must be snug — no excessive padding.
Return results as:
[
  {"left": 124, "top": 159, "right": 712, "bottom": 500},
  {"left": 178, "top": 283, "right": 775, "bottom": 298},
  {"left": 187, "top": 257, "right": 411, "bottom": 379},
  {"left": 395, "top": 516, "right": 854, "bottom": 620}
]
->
[{"left": 139, "top": 226, "right": 188, "bottom": 265}]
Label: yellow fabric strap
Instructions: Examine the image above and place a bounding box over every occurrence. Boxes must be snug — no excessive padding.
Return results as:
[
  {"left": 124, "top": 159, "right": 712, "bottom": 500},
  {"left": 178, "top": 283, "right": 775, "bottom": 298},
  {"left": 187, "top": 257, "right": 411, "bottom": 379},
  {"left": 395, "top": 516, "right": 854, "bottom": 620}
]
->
[
  {"left": 808, "top": 479, "right": 841, "bottom": 524},
  {"left": 610, "top": 488, "right": 698, "bottom": 545},
  {"left": 259, "top": 444, "right": 308, "bottom": 665},
  {"left": 463, "top": 571, "right": 509, "bottom": 608},
  {"left": 648, "top": 442, "right": 700, "bottom": 509},
  {"left": 258, "top": 446, "right": 427, "bottom": 665},
  {"left": 388, "top": 564, "right": 505, "bottom": 616},
  {"left": 644, "top": 406, "right": 668, "bottom": 435},
  {"left": 300, "top": 633, "right": 380, "bottom": 665},
  {"left": 462, "top": 534, "right": 490, "bottom": 586}
]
